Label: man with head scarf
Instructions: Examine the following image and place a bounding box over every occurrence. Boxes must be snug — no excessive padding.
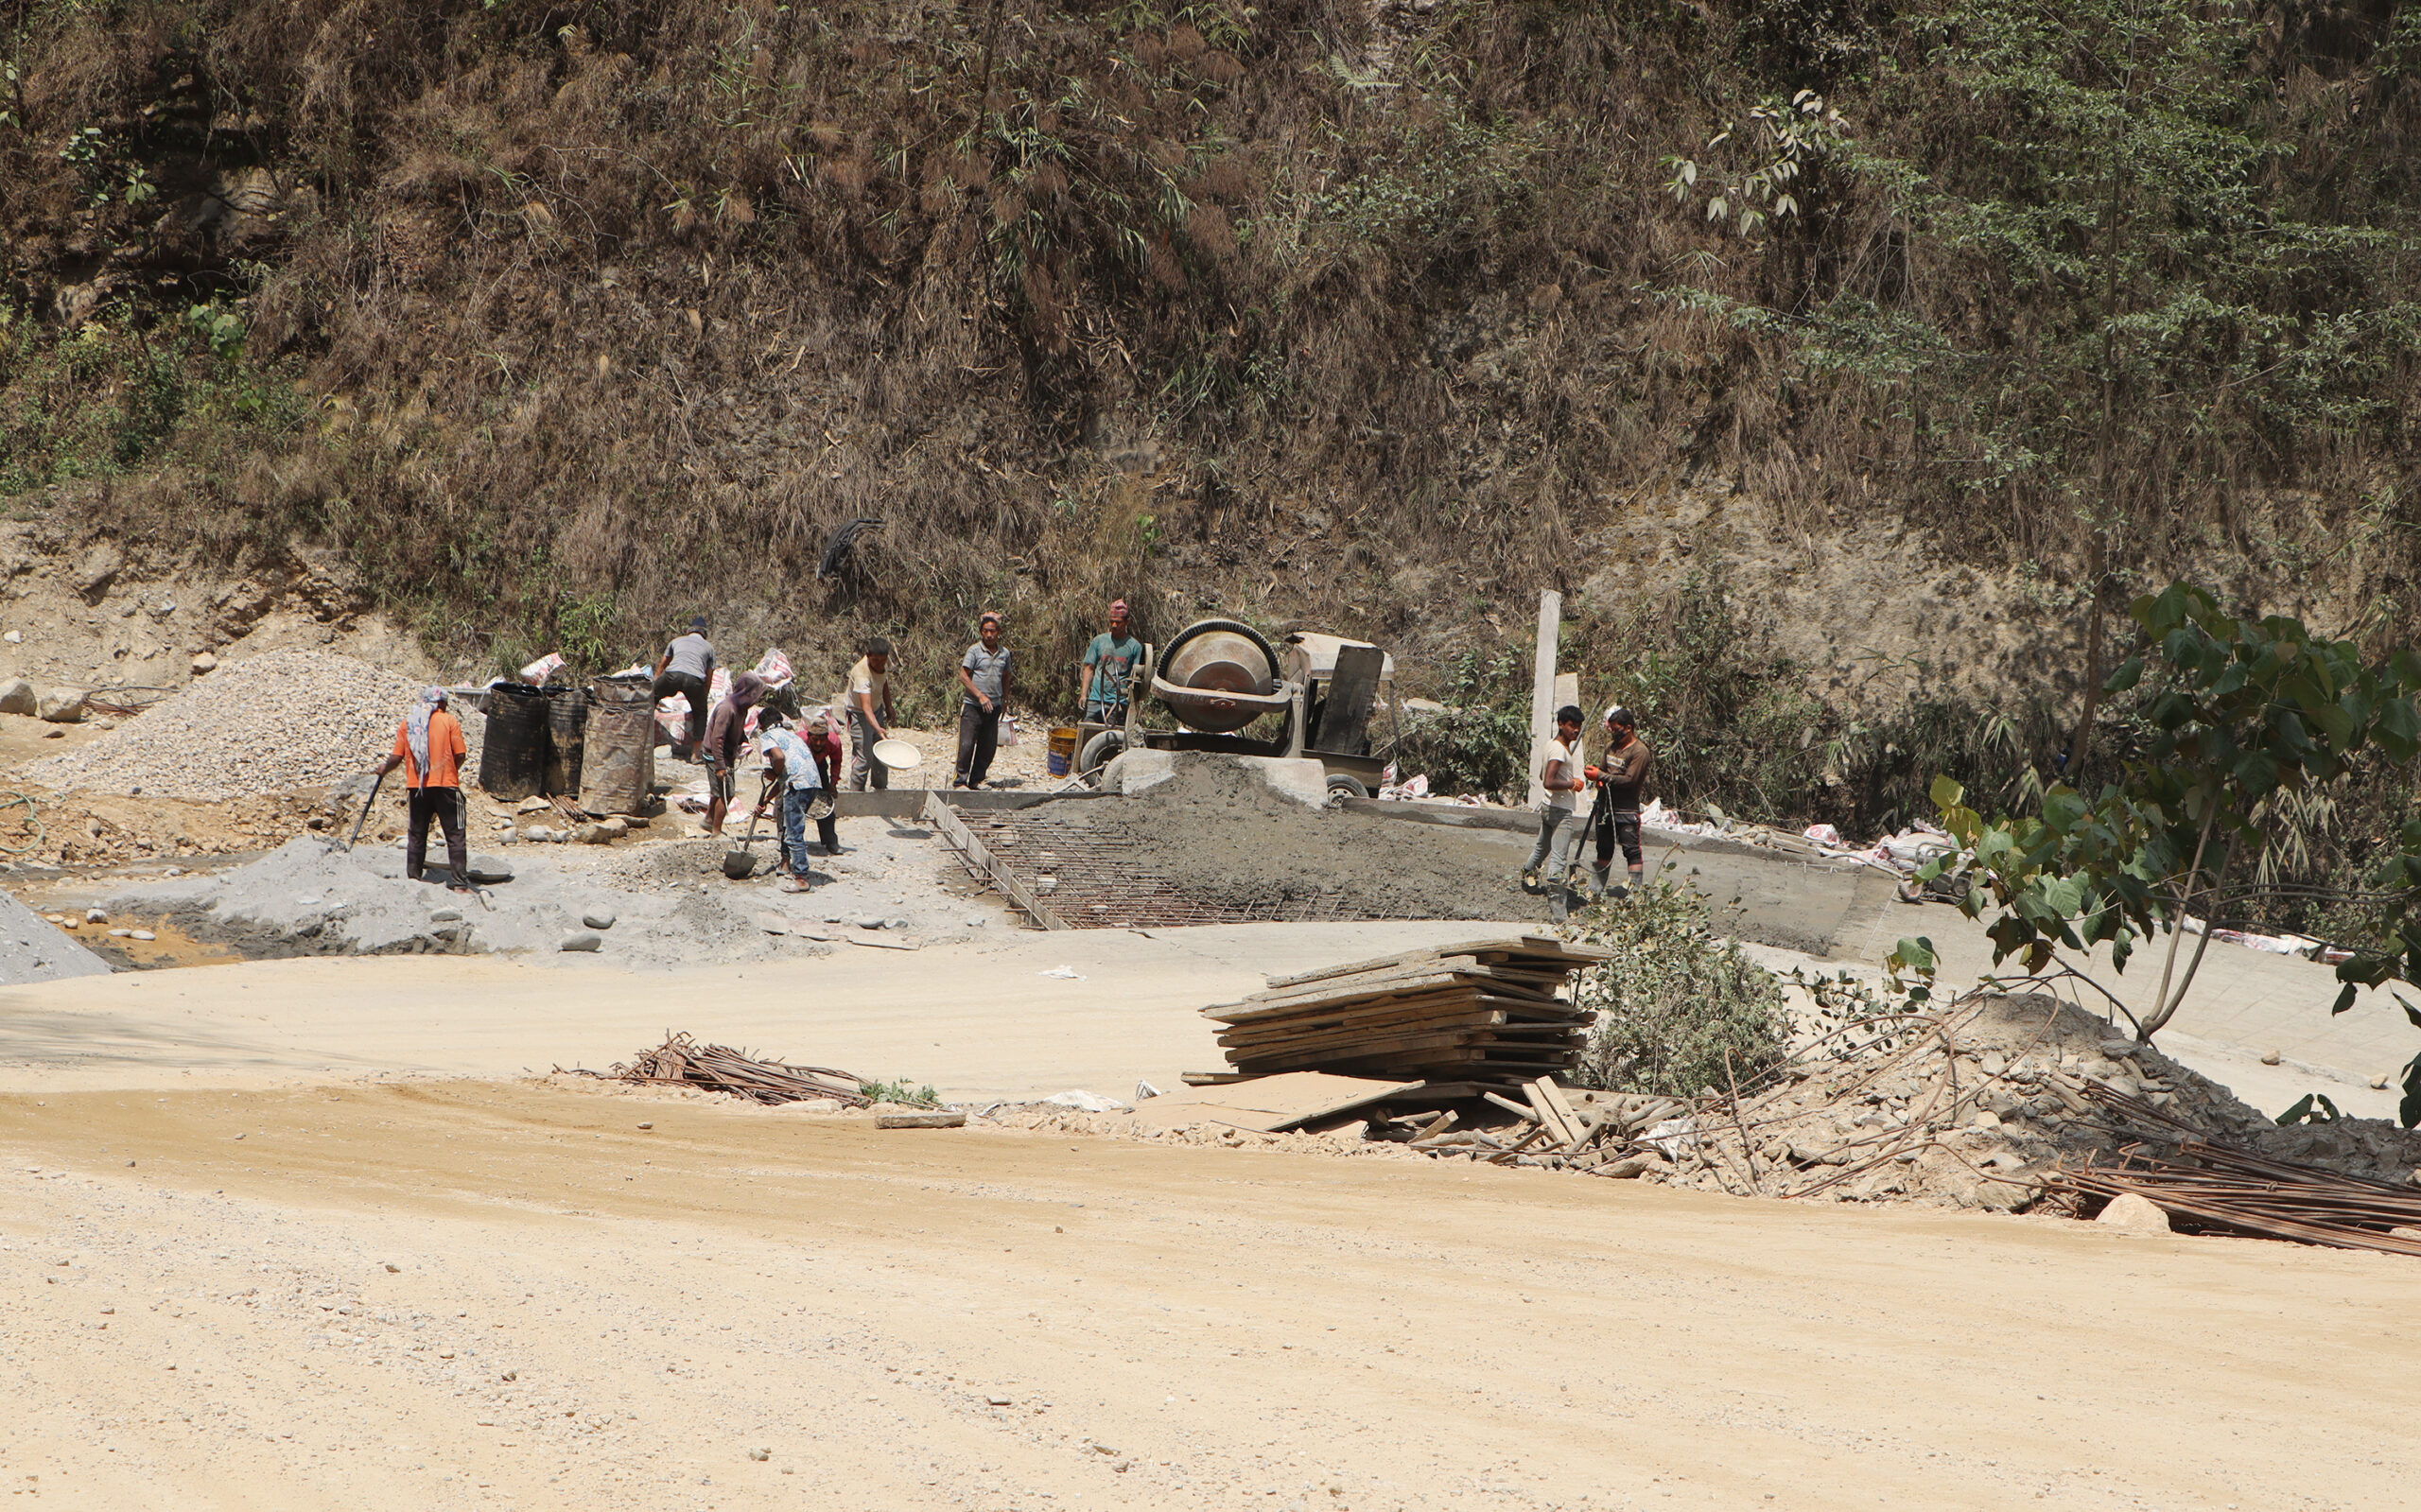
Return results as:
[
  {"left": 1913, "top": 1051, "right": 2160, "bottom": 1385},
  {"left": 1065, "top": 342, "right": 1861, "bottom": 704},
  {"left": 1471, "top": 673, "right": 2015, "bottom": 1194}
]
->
[
  {"left": 652, "top": 615, "right": 717, "bottom": 760},
  {"left": 374, "top": 686, "right": 471, "bottom": 890},
  {"left": 700, "top": 670, "right": 764, "bottom": 837},
  {"left": 803, "top": 709, "right": 845, "bottom": 854},
  {"left": 750, "top": 709, "right": 823, "bottom": 893}
]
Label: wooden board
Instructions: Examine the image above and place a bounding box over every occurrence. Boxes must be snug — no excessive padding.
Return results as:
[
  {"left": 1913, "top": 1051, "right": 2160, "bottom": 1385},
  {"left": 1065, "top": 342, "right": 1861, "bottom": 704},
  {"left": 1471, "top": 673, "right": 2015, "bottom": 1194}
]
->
[
  {"left": 923, "top": 791, "right": 1070, "bottom": 930},
  {"left": 1312, "top": 643, "right": 1385, "bottom": 756},
  {"left": 1258, "top": 939, "right": 1608, "bottom": 991},
  {"left": 1128, "top": 1072, "right": 1422, "bottom": 1134}
]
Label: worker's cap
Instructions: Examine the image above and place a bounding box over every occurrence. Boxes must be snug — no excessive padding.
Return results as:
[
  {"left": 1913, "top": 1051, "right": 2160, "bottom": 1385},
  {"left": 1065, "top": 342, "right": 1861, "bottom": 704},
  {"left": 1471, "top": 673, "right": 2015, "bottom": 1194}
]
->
[
  {"left": 689, "top": 615, "right": 708, "bottom": 632},
  {"left": 805, "top": 708, "right": 831, "bottom": 733},
  {"left": 1108, "top": 599, "right": 1129, "bottom": 613},
  {"left": 863, "top": 636, "right": 894, "bottom": 657},
  {"left": 1604, "top": 704, "right": 1636, "bottom": 728},
  {"left": 1556, "top": 704, "right": 1584, "bottom": 726}
]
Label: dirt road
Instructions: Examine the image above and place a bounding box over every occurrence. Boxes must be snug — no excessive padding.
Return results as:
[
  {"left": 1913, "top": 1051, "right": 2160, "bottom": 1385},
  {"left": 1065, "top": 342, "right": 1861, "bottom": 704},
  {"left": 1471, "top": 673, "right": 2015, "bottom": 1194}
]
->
[{"left": 4, "top": 1079, "right": 2412, "bottom": 1511}]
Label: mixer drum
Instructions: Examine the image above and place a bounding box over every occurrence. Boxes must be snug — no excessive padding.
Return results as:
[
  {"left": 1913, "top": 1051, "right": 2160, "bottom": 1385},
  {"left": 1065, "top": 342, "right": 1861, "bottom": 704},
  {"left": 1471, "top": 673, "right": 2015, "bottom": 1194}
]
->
[{"left": 1152, "top": 619, "right": 1294, "bottom": 734}]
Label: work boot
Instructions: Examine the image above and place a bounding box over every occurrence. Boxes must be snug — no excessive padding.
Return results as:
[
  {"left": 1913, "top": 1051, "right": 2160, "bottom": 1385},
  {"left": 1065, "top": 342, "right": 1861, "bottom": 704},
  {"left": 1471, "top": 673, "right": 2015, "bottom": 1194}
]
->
[{"left": 1520, "top": 868, "right": 1543, "bottom": 895}]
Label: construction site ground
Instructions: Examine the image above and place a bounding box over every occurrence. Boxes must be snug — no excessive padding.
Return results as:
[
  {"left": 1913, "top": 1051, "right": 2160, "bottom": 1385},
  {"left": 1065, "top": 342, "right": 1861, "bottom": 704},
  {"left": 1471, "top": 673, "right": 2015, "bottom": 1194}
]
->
[{"left": 4, "top": 593, "right": 2418, "bottom": 1507}]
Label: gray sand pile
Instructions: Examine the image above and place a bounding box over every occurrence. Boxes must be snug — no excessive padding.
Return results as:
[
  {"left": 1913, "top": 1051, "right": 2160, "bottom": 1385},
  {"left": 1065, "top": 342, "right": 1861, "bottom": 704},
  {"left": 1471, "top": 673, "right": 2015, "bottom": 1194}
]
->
[
  {"left": 0, "top": 887, "right": 112, "bottom": 985},
  {"left": 24, "top": 649, "right": 443, "bottom": 800},
  {"left": 1071, "top": 757, "right": 1515, "bottom": 918},
  {"left": 105, "top": 837, "right": 835, "bottom": 968}
]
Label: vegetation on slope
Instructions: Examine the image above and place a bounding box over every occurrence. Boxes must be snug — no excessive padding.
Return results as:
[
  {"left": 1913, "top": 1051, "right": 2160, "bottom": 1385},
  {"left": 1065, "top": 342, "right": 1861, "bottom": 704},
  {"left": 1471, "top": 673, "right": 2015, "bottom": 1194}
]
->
[{"left": 5, "top": 0, "right": 2420, "bottom": 928}]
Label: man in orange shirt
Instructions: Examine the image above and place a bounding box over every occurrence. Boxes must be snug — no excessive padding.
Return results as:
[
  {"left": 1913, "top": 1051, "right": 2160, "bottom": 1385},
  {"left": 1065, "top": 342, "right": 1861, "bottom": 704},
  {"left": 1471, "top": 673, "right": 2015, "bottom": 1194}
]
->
[{"left": 375, "top": 686, "right": 472, "bottom": 890}]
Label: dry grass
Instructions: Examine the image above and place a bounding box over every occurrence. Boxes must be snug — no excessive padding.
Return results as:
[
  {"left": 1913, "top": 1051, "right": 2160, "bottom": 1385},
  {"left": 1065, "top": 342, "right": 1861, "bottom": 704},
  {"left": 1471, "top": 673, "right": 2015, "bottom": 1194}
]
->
[{"left": 0, "top": 0, "right": 2416, "bottom": 714}]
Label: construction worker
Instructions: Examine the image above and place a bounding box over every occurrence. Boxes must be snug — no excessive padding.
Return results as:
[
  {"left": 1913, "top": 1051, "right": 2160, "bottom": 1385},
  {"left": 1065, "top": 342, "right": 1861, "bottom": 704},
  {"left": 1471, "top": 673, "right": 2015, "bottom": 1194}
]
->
[
  {"left": 1522, "top": 704, "right": 1589, "bottom": 919},
  {"left": 652, "top": 615, "right": 716, "bottom": 760},
  {"left": 374, "top": 686, "right": 471, "bottom": 892},
  {"left": 1587, "top": 705, "right": 1655, "bottom": 897},
  {"left": 955, "top": 611, "right": 1011, "bottom": 789},
  {"left": 1077, "top": 599, "right": 1142, "bottom": 722},
  {"left": 844, "top": 637, "right": 898, "bottom": 791}
]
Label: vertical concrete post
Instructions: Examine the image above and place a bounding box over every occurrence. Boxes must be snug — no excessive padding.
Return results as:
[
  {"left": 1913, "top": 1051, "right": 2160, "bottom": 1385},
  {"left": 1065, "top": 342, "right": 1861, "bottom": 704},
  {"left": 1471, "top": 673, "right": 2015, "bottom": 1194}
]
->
[{"left": 1526, "top": 590, "right": 1560, "bottom": 808}]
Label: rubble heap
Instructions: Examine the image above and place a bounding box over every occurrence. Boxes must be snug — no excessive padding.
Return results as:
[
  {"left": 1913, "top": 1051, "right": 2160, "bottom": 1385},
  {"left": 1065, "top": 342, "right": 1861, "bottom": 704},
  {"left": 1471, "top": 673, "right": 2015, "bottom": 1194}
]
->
[{"left": 1618, "top": 992, "right": 2421, "bottom": 1212}]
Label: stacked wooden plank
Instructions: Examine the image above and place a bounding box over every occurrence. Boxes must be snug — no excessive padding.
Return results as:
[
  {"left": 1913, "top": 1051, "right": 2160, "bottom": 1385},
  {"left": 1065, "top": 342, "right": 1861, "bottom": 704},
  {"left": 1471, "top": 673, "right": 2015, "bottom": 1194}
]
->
[{"left": 1201, "top": 938, "right": 1608, "bottom": 1086}]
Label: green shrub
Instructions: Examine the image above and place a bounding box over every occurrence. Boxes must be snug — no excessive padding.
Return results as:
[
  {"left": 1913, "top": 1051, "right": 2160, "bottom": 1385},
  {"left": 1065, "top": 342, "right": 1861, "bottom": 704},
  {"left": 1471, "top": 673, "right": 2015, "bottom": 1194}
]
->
[{"left": 1565, "top": 880, "right": 1792, "bottom": 1099}]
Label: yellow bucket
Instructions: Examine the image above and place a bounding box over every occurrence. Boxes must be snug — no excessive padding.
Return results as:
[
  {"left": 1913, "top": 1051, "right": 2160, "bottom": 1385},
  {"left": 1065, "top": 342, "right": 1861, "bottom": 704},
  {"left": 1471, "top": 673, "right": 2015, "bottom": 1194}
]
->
[{"left": 1046, "top": 725, "right": 1080, "bottom": 776}]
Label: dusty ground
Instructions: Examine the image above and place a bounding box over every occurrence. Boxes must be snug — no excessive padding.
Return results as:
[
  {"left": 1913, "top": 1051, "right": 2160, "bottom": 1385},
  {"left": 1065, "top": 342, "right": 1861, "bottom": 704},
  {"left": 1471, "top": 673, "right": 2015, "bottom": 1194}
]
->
[{"left": 4, "top": 1076, "right": 2413, "bottom": 1512}]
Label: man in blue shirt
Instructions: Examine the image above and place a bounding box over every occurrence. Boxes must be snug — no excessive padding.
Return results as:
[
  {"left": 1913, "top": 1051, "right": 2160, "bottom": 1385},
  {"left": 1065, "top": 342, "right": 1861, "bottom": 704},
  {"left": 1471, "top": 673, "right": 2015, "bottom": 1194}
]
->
[{"left": 1077, "top": 599, "right": 1142, "bottom": 722}]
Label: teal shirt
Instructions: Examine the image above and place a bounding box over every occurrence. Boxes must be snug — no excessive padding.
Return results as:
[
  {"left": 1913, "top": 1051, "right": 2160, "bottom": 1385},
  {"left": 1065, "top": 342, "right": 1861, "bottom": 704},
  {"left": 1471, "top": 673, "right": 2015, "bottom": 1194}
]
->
[{"left": 1085, "top": 632, "right": 1142, "bottom": 707}]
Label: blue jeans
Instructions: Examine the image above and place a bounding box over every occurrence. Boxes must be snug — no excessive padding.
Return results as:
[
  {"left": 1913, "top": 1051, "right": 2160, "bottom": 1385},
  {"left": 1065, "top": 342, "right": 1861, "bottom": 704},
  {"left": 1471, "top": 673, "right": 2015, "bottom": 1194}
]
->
[{"left": 777, "top": 786, "right": 817, "bottom": 877}]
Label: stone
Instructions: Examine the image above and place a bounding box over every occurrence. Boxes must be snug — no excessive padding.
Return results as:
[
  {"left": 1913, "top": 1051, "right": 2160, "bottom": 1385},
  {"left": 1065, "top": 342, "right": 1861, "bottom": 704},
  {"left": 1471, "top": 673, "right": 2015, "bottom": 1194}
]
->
[
  {"left": 2391, "top": 1226, "right": 2421, "bottom": 1242},
  {"left": 2259, "top": 1050, "right": 2283, "bottom": 1066},
  {"left": 463, "top": 855, "right": 513, "bottom": 884},
  {"left": 747, "top": 1449, "right": 770, "bottom": 1462},
  {"left": 964, "top": 913, "right": 988, "bottom": 929},
  {"left": 583, "top": 910, "right": 617, "bottom": 930},
  {"left": 37, "top": 687, "right": 88, "bottom": 723},
  {"left": 0, "top": 630, "right": 17, "bottom": 644},
  {"left": 84, "top": 908, "right": 106, "bottom": 924},
  {"left": 559, "top": 930, "right": 602, "bottom": 952},
  {"left": 1101, "top": 748, "right": 1178, "bottom": 796},
  {"left": 428, "top": 908, "right": 462, "bottom": 923},
  {"left": 2095, "top": 1192, "right": 2172, "bottom": 1234},
  {"left": 189, "top": 652, "right": 217, "bottom": 674},
  {"left": 574, "top": 823, "right": 615, "bottom": 844},
  {"left": 883, "top": 915, "right": 912, "bottom": 931},
  {"left": 0, "top": 678, "right": 35, "bottom": 715}
]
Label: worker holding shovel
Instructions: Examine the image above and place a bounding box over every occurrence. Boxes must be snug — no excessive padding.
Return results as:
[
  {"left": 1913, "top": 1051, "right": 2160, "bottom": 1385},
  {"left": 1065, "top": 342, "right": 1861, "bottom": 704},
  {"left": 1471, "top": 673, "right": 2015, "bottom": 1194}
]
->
[{"left": 373, "top": 686, "right": 472, "bottom": 892}]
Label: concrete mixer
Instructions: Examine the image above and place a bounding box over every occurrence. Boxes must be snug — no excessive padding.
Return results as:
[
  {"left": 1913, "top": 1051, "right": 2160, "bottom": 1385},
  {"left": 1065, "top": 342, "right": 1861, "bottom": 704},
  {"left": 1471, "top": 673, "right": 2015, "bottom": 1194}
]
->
[{"left": 1076, "top": 618, "right": 1395, "bottom": 797}]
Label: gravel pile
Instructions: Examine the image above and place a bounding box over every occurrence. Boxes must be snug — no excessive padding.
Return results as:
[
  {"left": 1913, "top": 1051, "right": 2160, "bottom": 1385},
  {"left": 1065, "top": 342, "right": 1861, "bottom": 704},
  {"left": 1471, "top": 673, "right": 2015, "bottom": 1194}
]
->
[{"left": 23, "top": 650, "right": 435, "bottom": 801}]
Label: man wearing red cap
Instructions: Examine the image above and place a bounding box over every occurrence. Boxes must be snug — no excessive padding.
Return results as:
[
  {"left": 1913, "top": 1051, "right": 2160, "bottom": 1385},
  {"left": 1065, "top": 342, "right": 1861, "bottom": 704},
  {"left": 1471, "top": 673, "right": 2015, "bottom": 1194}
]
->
[{"left": 1077, "top": 598, "right": 1142, "bottom": 723}]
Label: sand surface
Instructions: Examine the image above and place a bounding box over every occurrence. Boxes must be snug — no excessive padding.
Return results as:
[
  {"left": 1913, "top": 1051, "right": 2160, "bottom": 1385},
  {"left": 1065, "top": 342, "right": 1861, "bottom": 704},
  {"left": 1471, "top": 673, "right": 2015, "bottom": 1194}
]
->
[{"left": 4, "top": 1077, "right": 2413, "bottom": 1511}]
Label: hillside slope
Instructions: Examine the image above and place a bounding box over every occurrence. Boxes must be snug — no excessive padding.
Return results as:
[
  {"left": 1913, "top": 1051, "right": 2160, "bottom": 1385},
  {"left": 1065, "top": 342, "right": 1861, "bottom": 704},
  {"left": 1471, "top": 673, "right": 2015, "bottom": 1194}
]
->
[{"left": 5, "top": 0, "right": 2419, "bottom": 877}]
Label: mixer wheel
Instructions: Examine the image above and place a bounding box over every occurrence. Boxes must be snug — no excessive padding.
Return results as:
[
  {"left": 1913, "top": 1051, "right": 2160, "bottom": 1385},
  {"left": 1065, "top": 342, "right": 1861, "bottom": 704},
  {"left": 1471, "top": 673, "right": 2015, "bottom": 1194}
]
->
[
  {"left": 1324, "top": 774, "right": 1369, "bottom": 801},
  {"left": 1078, "top": 729, "right": 1126, "bottom": 784}
]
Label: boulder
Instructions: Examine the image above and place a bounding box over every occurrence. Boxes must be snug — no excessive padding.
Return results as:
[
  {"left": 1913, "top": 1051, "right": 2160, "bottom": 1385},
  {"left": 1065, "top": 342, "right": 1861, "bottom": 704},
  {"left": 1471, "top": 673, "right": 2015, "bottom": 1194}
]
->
[
  {"left": 559, "top": 930, "right": 602, "bottom": 953},
  {"left": 189, "top": 652, "right": 218, "bottom": 675},
  {"left": 463, "top": 854, "right": 513, "bottom": 884},
  {"left": 0, "top": 678, "right": 35, "bottom": 716},
  {"left": 37, "top": 686, "right": 87, "bottom": 723},
  {"left": 582, "top": 909, "right": 617, "bottom": 930},
  {"left": 2095, "top": 1192, "right": 2173, "bottom": 1234}
]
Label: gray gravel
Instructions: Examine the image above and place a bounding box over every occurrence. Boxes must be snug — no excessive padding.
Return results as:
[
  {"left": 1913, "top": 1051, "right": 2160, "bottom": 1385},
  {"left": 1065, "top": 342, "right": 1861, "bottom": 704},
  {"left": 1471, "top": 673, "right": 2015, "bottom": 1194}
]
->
[
  {"left": 21, "top": 649, "right": 449, "bottom": 801},
  {"left": 0, "top": 886, "right": 111, "bottom": 985}
]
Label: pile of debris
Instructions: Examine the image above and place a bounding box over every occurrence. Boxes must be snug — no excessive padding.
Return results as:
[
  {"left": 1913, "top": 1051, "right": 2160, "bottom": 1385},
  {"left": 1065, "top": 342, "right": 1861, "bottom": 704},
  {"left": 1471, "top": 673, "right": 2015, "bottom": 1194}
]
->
[
  {"left": 566, "top": 1032, "right": 869, "bottom": 1106},
  {"left": 1594, "top": 991, "right": 2421, "bottom": 1234},
  {"left": 1194, "top": 937, "right": 1607, "bottom": 1084}
]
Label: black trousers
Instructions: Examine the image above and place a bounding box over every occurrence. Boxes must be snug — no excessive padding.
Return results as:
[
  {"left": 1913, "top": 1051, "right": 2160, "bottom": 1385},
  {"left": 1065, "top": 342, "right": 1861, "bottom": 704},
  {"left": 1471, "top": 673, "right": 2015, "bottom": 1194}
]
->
[
  {"left": 652, "top": 670, "right": 709, "bottom": 757},
  {"left": 408, "top": 785, "right": 467, "bottom": 883},
  {"left": 955, "top": 702, "right": 1001, "bottom": 786},
  {"left": 1591, "top": 789, "right": 1644, "bottom": 872}
]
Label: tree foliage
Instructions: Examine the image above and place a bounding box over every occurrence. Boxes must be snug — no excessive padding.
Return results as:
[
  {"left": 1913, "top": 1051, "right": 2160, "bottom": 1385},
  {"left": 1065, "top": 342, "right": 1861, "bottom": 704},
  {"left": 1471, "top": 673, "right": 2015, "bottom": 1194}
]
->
[{"left": 1920, "top": 582, "right": 2421, "bottom": 1117}]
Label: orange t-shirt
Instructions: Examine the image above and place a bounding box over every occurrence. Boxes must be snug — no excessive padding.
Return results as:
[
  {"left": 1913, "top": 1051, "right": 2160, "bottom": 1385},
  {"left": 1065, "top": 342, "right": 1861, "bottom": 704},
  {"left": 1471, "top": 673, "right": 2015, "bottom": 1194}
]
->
[{"left": 392, "top": 709, "right": 467, "bottom": 789}]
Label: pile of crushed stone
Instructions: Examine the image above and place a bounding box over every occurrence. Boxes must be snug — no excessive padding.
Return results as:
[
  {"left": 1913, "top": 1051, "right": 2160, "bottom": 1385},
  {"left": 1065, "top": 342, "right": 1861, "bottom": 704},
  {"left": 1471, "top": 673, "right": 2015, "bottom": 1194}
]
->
[
  {"left": 1063, "top": 757, "right": 1518, "bottom": 919},
  {"left": 23, "top": 650, "right": 444, "bottom": 801},
  {"left": 1612, "top": 992, "right": 2421, "bottom": 1210}
]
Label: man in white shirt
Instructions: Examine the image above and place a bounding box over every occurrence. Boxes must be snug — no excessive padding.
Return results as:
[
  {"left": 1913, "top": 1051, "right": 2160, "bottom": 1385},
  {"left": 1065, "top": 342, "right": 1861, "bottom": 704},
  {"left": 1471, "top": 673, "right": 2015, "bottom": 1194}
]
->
[
  {"left": 752, "top": 710, "right": 825, "bottom": 893},
  {"left": 1522, "top": 704, "right": 1589, "bottom": 920},
  {"left": 842, "top": 637, "right": 897, "bottom": 791}
]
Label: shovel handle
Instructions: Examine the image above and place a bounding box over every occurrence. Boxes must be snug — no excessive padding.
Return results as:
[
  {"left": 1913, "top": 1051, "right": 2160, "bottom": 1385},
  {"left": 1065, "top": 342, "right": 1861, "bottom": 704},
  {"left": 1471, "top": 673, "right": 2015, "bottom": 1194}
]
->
[{"left": 342, "top": 771, "right": 386, "bottom": 851}]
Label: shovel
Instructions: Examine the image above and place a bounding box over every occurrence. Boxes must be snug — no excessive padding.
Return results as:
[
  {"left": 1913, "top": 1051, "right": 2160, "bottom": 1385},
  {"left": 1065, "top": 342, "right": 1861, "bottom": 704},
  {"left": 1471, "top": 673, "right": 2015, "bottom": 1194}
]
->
[
  {"left": 338, "top": 771, "right": 385, "bottom": 853},
  {"left": 723, "top": 775, "right": 774, "bottom": 879}
]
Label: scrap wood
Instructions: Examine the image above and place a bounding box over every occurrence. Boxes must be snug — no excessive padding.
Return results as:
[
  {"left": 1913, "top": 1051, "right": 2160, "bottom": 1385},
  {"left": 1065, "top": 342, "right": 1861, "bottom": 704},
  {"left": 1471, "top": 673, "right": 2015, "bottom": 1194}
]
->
[{"left": 565, "top": 1031, "right": 870, "bottom": 1106}]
